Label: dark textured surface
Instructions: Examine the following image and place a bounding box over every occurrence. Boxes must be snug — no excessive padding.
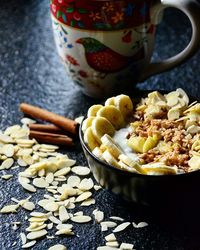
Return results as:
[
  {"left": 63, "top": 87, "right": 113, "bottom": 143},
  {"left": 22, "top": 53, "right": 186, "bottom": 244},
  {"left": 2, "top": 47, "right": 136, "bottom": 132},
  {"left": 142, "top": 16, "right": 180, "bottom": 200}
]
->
[{"left": 0, "top": 1, "right": 200, "bottom": 249}]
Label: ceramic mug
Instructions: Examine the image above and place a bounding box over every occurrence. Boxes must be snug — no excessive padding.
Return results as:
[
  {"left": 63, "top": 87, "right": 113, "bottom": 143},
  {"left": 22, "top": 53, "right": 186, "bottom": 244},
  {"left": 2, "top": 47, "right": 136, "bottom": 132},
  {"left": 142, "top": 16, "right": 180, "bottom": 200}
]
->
[{"left": 50, "top": 0, "right": 200, "bottom": 98}]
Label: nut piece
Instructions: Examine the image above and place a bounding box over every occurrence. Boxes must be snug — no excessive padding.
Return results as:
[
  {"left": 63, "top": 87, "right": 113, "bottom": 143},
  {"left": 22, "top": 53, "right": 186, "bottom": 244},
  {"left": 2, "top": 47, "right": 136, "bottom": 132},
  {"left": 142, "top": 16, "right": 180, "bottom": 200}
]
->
[{"left": 48, "top": 244, "right": 67, "bottom": 250}]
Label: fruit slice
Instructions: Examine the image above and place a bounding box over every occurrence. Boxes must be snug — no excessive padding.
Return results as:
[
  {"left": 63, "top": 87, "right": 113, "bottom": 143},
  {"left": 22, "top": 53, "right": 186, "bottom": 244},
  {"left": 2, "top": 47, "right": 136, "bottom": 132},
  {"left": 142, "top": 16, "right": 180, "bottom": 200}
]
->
[
  {"left": 82, "top": 117, "right": 95, "bottom": 132},
  {"left": 114, "top": 94, "right": 133, "bottom": 120},
  {"left": 102, "top": 150, "right": 120, "bottom": 168},
  {"left": 118, "top": 160, "right": 139, "bottom": 173},
  {"left": 91, "top": 117, "right": 115, "bottom": 143},
  {"left": 101, "top": 134, "right": 122, "bottom": 158},
  {"left": 127, "top": 136, "right": 146, "bottom": 153},
  {"left": 87, "top": 105, "right": 103, "bottom": 117},
  {"left": 118, "top": 154, "right": 144, "bottom": 174},
  {"left": 97, "top": 105, "right": 125, "bottom": 129},
  {"left": 143, "top": 135, "right": 158, "bottom": 153},
  {"left": 84, "top": 127, "right": 99, "bottom": 151},
  {"left": 92, "top": 147, "right": 104, "bottom": 160},
  {"left": 142, "top": 163, "right": 177, "bottom": 175},
  {"left": 105, "top": 97, "right": 115, "bottom": 106}
]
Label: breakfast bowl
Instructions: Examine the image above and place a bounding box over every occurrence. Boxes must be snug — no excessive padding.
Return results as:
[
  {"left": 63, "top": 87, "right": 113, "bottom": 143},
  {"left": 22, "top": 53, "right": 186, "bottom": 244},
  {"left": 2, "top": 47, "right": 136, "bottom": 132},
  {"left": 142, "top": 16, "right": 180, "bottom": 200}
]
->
[{"left": 79, "top": 90, "right": 200, "bottom": 207}]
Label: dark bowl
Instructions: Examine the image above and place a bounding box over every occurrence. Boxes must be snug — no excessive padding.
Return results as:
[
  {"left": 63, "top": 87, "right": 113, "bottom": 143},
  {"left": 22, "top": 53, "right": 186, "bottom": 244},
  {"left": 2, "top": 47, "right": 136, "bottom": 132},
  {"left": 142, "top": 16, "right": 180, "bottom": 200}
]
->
[{"left": 79, "top": 92, "right": 200, "bottom": 208}]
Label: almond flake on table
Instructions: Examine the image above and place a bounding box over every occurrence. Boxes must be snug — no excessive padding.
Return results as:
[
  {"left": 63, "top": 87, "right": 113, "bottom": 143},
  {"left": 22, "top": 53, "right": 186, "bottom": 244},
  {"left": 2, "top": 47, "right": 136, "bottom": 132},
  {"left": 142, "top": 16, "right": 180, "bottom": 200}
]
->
[
  {"left": 0, "top": 158, "right": 14, "bottom": 170},
  {"left": 109, "top": 216, "right": 124, "bottom": 222},
  {"left": 48, "top": 244, "right": 67, "bottom": 250},
  {"left": 26, "top": 229, "right": 47, "bottom": 240},
  {"left": 59, "top": 206, "right": 70, "bottom": 222},
  {"left": 81, "top": 198, "right": 96, "bottom": 206},
  {"left": 22, "top": 240, "right": 37, "bottom": 249},
  {"left": 20, "top": 182, "right": 36, "bottom": 193},
  {"left": 105, "top": 233, "right": 116, "bottom": 242},
  {"left": 97, "top": 247, "right": 119, "bottom": 250},
  {"left": 113, "top": 222, "right": 131, "bottom": 233},
  {"left": 75, "top": 191, "right": 92, "bottom": 202},
  {"left": 93, "top": 210, "right": 104, "bottom": 223},
  {"left": 20, "top": 232, "right": 27, "bottom": 245},
  {"left": 132, "top": 221, "right": 148, "bottom": 228},
  {"left": 67, "top": 175, "right": 80, "bottom": 187},
  {"left": 1, "top": 174, "right": 13, "bottom": 180},
  {"left": 101, "top": 221, "right": 117, "bottom": 228},
  {"left": 71, "top": 166, "right": 90, "bottom": 176},
  {"left": 0, "top": 204, "right": 19, "bottom": 213},
  {"left": 78, "top": 178, "right": 94, "bottom": 191},
  {"left": 106, "top": 241, "right": 119, "bottom": 247},
  {"left": 120, "top": 242, "right": 135, "bottom": 250},
  {"left": 70, "top": 215, "right": 92, "bottom": 223}
]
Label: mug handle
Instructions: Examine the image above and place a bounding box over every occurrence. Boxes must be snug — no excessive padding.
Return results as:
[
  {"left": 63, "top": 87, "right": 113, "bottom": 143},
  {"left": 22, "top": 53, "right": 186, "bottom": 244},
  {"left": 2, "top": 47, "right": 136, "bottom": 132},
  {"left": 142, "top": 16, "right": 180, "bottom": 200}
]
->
[{"left": 140, "top": 0, "right": 200, "bottom": 81}]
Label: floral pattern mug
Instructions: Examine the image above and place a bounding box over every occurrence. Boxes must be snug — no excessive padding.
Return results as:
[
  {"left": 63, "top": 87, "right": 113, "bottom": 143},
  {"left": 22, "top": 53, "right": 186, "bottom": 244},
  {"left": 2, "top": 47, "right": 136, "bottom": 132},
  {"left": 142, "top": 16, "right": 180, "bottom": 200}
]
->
[{"left": 50, "top": 0, "right": 200, "bottom": 98}]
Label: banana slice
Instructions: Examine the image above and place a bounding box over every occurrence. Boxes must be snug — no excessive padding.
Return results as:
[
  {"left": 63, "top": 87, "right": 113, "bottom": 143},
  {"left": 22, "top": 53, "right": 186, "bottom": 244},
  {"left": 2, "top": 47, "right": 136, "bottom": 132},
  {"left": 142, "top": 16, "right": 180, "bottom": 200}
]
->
[
  {"left": 101, "top": 134, "right": 122, "bottom": 158},
  {"left": 97, "top": 105, "right": 125, "bottom": 129},
  {"left": 102, "top": 149, "right": 120, "bottom": 168},
  {"left": 92, "top": 147, "right": 104, "bottom": 160},
  {"left": 118, "top": 154, "right": 144, "bottom": 174},
  {"left": 114, "top": 94, "right": 133, "bottom": 120},
  {"left": 118, "top": 160, "right": 139, "bottom": 173},
  {"left": 82, "top": 116, "right": 95, "bottom": 132},
  {"left": 142, "top": 163, "right": 178, "bottom": 175},
  {"left": 84, "top": 127, "right": 99, "bottom": 151},
  {"left": 91, "top": 117, "right": 115, "bottom": 143},
  {"left": 105, "top": 97, "right": 115, "bottom": 106},
  {"left": 87, "top": 104, "right": 103, "bottom": 117}
]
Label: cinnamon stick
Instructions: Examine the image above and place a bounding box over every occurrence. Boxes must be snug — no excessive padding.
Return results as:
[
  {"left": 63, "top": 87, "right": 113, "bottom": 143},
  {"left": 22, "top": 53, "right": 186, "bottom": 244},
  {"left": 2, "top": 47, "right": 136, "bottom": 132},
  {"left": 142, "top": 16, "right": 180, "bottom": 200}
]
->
[
  {"left": 29, "top": 130, "right": 74, "bottom": 146},
  {"left": 29, "top": 124, "right": 64, "bottom": 134},
  {"left": 20, "top": 103, "right": 77, "bottom": 135}
]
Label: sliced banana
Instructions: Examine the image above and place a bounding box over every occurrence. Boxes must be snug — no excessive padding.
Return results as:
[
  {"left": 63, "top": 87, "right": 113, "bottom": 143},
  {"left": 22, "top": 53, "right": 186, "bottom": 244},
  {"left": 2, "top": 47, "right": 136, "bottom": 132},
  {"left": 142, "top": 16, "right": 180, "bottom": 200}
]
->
[
  {"left": 102, "top": 150, "right": 120, "bottom": 168},
  {"left": 114, "top": 95, "right": 133, "bottom": 120},
  {"left": 84, "top": 127, "right": 99, "bottom": 151},
  {"left": 142, "top": 163, "right": 178, "bottom": 175},
  {"left": 97, "top": 105, "right": 125, "bottom": 129},
  {"left": 82, "top": 117, "right": 95, "bottom": 132},
  {"left": 118, "top": 154, "right": 144, "bottom": 174},
  {"left": 101, "top": 134, "right": 122, "bottom": 158},
  {"left": 91, "top": 117, "right": 115, "bottom": 143},
  {"left": 105, "top": 97, "right": 115, "bottom": 106},
  {"left": 118, "top": 160, "right": 139, "bottom": 173},
  {"left": 87, "top": 104, "right": 103, "bottom": 117},
  {"left": 92, "top": 147, "right": 104, "bottom": 160}
]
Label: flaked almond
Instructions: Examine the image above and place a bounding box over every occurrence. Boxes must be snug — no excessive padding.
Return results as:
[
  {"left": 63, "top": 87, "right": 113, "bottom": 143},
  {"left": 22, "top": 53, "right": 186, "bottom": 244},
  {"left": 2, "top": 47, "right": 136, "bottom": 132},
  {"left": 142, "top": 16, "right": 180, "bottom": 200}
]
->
[
  {"left": 22, "top": 201, "right": 35, "bottom": 211},
  {"left": 120, "top": 242, "right": 134, "bottom": 250},
  {"left": 132, "top": 221, "right": 148, "bottom": 228},
  {"left": 106, "top": 241, "right": 119, "bottom": 247},
  {"left": 0, "top": 158, "right": 14, "bottom": 170},
  {"left": 59, "top": 206, "right": 70, "bottom": 222},
  {"left": 1, "top": 174, "right": 13, "bottom": 180},
  {"left": 45, "top": 172, "right": 54, "bottom": 184},
  {"left": 78, "top": 178, "right": 94, "bottom": 191},
  {"left": 21, "top": 182, "right": 36, "bottom": 193},
  {"left": 71, "top": 215, "right": 91, "bottom": 223},
  {"left": 110, "top": 216, "right": 124, "bottom": 222},
  {"left": 105, "top": 233, "right": 116, "bottom": 242},
  {"left": 100, "top": 221, "right": 117, "bottom": 228},
  {"left": 22, "top": 240, "right": 37, "bottom": 249},
  {"left": 54, "top": 167, "right": 71, "bottom": 177},
  {"left": 33, "top": 178, "right": 48, "bottom": 188},
  {"left": 48, "top": 244, "right": 67, "bottom": 250},
  {"left": 67, "top": 175, "right": 80, "bottom": 187},
  {"left": 93, "top": 210, "right": 104, "bottom": 223},
  {"left": 113, "top": 222, "right": 130, "bottom": 233},
  {"left": 75, "top": 191, "right": 92, "bottom": 203},
  {"left": 27, "top": 229, "right": 47, "bottom": 240},
  {"left": 71, "top": 166, "right": 90, "bottom": 176},
  {"left": 0, "top": 204, "right": 19, "bottom": 213},
  {"left": 81, "top": 198, "right": 95, "bottom": 206},
  {"left": 20, "top": 232, "right": 27, "bottom": 245},
  {"left": 43, "top": 201, "right": 59, "bottom": 212},
  {"left": 2, "top": 144, "right": 14, "bottom": 157}
]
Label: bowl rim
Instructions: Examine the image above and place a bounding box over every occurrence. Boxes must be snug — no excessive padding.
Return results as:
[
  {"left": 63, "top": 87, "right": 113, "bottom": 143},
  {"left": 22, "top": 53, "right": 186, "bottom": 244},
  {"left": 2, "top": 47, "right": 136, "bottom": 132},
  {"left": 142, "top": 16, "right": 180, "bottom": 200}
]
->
[{"left": 79, "top": 91, "right": 200, "bottom": 179}]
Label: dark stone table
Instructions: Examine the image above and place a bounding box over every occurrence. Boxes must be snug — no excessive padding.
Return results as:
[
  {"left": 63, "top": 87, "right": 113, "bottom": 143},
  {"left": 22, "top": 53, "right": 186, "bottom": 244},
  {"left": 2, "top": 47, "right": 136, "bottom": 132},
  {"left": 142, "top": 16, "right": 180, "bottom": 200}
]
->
[{"left": 0, "top": 1, "right": 200, "bottom": 249}]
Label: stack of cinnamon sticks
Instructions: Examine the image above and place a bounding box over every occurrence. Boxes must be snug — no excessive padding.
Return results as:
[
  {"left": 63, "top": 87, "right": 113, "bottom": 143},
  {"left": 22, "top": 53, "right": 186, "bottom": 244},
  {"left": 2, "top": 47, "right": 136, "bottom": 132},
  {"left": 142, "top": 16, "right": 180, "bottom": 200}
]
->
[{"left": 20, "top": 103, "right": 78, "bottom": 146}]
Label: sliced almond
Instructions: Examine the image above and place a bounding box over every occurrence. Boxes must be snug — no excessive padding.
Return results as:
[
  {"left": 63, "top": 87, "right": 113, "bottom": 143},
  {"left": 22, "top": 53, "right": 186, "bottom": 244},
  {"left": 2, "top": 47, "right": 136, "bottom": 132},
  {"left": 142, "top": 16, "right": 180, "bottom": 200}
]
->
[
  {"left": 33, "top": 178, "right": 48, "bottom": 188},
  {"left": 43, "top": 201, "right": 59, "bottom": 212},
  {"left": 132, "top": 221, "right": 148, "bottom": 228},
  {"left": 27, "top": 229, "right": 47, "bottom": 240},
  {"left": 55, "top": 228, "right": 74, "bottom": 236},
  {"left": 93, "top": 210, "right": 104, "bottom": 223},
  {"left": 49, "top": 215, "right": 61, "bottom": 225},
  {"left": 0, "top": 204, "right": 19, "bottom": 213},
  {"left": 120, "top": 242, "right": 134, "bottom": 250},
  {"left": 54, "top": 167, "right": 71, "bottom": 177},
  {"left": 81, "top": 198, "right": 96, "bottom": 206},
  {"left": 113, "top": 222, "right": 130, "bottom": 233},
  {"left": 0, "top": 133, "right": 14, "bottom": 143},
  {"left": 105, "top": 233, "right": 116, "bottom": 242},
  {"left": 67, "top": 176, "right": 80, "bottom": 187},
  {"left": 71, "top": 215, "right": 91, "bottom": 223},
  {"left": 22, "top": 240, "right": 37, "bottom": 248},
  {"left": 106, "top": 241, "right": 119, "bottom": 247},
  {"left": 78, "top": 178, "right": 94, "bottom": 191},
  {"left": 46, "top": 172, "right": 54, "bottom": 184},
  {"left": 59, "top": 206, "right": 70, "bottom": 222},
  {"left": 48, "top": 244, "right": 67, "bottom": 250},
  {"left": 22, "top": 201, "right": 35, "bottom": 211},
  {"left": 0, "top": 158, "right": 14, "bottom": 170},
  {"left": 75, "top": 191, "right": 92, "bottom": 203},
  {"left": 1, "top": 174, "right": 13, "bottom": 180},
  {"left": 20, "top": 232, "right": 27, "bottom": 245},
  {"left": 100, "top": 221, "right": 117, "bottom": 228},
  {"left": 71, "top": 166, "right": 90, "bottom": 176},
  {"left": 2, "top": 144, "right": 14, "bottom": 157},
  {"left": 109, "top": 216, "right": 124, "bottom": 222},
  {"left": 21, "top": 182, "right": 36, "bottom": 193}
]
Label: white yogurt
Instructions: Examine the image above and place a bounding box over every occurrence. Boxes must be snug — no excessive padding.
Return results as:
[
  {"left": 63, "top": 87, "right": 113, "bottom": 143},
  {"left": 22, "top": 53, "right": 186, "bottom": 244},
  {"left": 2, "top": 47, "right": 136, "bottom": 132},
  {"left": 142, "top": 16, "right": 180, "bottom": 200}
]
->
[{"left": 113, "top": 127, "right": 139, "bottom": 162}]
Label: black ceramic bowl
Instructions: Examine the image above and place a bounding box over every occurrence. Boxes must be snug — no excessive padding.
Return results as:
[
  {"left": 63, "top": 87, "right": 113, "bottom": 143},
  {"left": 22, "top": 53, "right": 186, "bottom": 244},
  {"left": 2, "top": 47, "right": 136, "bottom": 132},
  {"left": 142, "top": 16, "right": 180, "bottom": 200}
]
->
[{"left": 79, "top": 93, "right": 200, "bottom": 207}]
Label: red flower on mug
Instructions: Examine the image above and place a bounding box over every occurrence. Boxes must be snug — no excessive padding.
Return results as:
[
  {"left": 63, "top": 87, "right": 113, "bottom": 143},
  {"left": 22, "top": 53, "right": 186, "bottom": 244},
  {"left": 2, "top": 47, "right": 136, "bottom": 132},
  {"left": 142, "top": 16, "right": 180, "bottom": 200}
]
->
[
  {"left": 66, "top": 55, "right": 79, "bottom": 66},
  {"left": 73, "top": 11, "right": 81, "bottom": 21},
  {"left": 112, "top": 12, "right": 124, "bottom": 23},
  {"left": 78, "top": 70, "right": 88, "bottom": 78}
]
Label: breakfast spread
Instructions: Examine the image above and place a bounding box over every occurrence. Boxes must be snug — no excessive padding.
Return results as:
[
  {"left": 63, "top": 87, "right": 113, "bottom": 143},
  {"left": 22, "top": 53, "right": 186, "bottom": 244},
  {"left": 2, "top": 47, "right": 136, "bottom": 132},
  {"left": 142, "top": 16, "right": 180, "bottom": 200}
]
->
[{"left": 82, "top": 89, "right": 200, "bottom": 175}]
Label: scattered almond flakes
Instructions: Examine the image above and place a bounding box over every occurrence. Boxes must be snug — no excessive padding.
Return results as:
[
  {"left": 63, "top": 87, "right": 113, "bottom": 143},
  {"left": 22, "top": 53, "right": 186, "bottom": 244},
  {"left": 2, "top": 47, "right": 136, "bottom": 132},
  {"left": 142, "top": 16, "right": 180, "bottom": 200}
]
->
[
  {"left": 0, "top": 204, "right": 19, "bottom": 213},
  {"left": 22, "top": 240, "right": 37, "bottom": 249},
  {"left": 132, "top": 221, "right": 148, "bottom": 228},
  {"left": 106, "top": 241, "right": 119, "bottom": 247},
  {"left": 105, "top": 233, "right": 116, "bottom": 242},
  {"left": 70, "top": 215, "right": 91, "bottom": 223},
  {"left": 71, "top": 166, "right": 90, "bottom": 176},
  {"left": 120, "top": 242, "right": 134, "bottom": 250},
  {"left": 26, "top": 229, "right": 47, "bottom": 240}
]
